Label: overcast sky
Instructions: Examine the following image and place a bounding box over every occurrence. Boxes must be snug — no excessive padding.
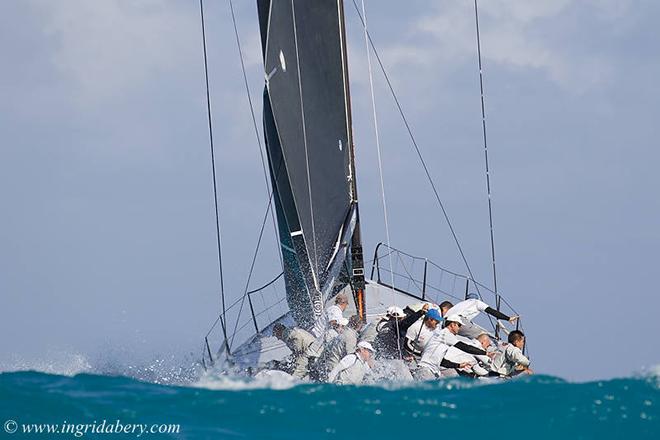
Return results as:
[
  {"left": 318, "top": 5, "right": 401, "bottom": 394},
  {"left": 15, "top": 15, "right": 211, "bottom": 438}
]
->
[{"left": 1, "top": 0, "right": 659, "bottom": 381}]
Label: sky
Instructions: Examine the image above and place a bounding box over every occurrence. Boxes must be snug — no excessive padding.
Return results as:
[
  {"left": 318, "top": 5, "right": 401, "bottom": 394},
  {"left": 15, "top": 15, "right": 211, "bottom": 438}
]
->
[{"left": 1, "top": 0, "right": 659, "bottom": 382}]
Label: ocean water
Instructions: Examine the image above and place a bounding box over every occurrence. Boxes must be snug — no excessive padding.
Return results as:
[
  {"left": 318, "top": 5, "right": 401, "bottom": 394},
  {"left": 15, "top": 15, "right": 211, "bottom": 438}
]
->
[{"left": 1, "top": 365, "right": 659, "bottom": 439}]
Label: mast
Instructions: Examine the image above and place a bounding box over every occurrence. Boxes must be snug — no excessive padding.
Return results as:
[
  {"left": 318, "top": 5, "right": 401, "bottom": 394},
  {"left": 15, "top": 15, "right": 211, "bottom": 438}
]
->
[{"left": 337, "top": 0, "right": 366, "bottom": 321}]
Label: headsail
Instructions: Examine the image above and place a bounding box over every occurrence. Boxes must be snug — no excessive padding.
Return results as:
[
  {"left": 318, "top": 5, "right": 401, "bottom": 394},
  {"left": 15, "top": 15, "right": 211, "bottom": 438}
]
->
[{"left": 257, "top": 0, "right": 357, "bottom": 327}]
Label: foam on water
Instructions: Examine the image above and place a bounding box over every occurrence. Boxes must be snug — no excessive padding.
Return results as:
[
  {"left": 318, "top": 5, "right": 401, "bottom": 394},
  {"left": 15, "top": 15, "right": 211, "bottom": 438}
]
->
[{"left": 194, "top": 369, "right": 301, "bottom": 391}]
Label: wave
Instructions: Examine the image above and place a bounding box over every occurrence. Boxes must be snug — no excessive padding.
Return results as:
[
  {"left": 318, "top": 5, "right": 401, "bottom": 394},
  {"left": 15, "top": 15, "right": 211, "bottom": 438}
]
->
[
  {"left": 1, "top": 370, "right": 658, "bottom": 439},
  {"left": 2, "top": 349, "right": 659, "bottom": 393},
  {"left": 0, "top": 350, "right": 201, "bottom": 386},
  {"left": 0, "top": 352, "right": 93, "bottom": 377}
]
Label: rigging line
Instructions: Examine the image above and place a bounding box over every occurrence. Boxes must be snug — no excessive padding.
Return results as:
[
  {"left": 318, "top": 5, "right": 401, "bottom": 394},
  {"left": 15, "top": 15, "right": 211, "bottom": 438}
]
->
[
  {"left": 396, "top": 252, "right": 425, "bottom": 294},
  {"left": 473, "top": 0, "right": 499, "bottom": 299},
  {"left": 217, "top": 149, "right": 288, "bottom": 349},
  {"left": 204, "top": 312, "right": 226, "bottom": 339},
  {"left": 229, "top": 189, "right": 277, "bottom": 350},
  {"left": 350, "top": 1, "right": 480, "bottom": 290},
  {"left": 246, "top": 271, "right": 284, "bottom": 295},
  {"left": 206, "top": 289, "right": 256, "bottom": 339},
  {"left": 360, "top": 0, "right": 396, "bottom": 300},
  {"left": 291, "top": 0, "right": 320, "bottom": 289},
  {"left": 199, "top": 0, "right": 228, "bottom": 346},
  {"left": 227, "top": 0, "right": 283, "bottom": 271},
  {"left": 204, "top": 154, "right": 284, "bottom": 340}
]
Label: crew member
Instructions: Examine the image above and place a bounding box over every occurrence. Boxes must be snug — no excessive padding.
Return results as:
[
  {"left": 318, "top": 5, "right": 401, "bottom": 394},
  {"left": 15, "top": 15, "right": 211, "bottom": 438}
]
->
[
  {"left": 413, "top": 315, "right": 487, "bottom": 380},
  {"left": 272, "top": 323, "right": 319, "bottom": 379},
  {"left": 311, "top": 293, "right": 350, "bottom": 337},
  {"left": 444, "top": 332, "right": 494, "bottom": 377},
  {"left": 443, "top": 293, "right": 519, "bottom": 338},
  {"left": 374, "top": 304, "right": 428, "bottom": 359},
  {"left": 403, "top": 308, "right": 441, "bottom": 359},
  {"left": 490, "top": 330, "right": 532, "bottom": 376},
  {"left": 328, "top": 341, "right": 375, "bottom": 385},
  {"left": 360, "top": 306, "right": 404, "bottom": 343},
  {"left": 315, "top": 315, "right": 363, "bottom": 380}
]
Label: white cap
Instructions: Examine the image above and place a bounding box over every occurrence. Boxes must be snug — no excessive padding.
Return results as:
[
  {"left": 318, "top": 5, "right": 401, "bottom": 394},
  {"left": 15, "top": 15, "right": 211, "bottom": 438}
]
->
[
  {"left": 357, "top": 341, "right": 375, "bottom": 352},
  {"left": 327, "top": 307, "right": 343, "bottom": 323},
  {"left": 337, "top": 317, "right": 349, "bottom": 326},
  {"left": 445, "top": 314, "right": 463, "bottom": 324},
  {"left": 386, "top": 306, "right": 405, "bottom": 318}
]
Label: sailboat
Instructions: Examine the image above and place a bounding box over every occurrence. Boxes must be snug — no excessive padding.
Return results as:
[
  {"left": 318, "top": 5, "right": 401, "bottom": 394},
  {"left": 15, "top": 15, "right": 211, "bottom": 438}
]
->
[{"left": 201, "top": 0, "right": 525, "bottom": 376}]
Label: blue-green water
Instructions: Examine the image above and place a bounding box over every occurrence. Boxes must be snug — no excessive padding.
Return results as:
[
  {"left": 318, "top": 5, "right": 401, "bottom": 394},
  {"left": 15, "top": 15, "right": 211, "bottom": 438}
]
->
[{"left": 1, "top": 371, "right": 658, "bottom": 439}]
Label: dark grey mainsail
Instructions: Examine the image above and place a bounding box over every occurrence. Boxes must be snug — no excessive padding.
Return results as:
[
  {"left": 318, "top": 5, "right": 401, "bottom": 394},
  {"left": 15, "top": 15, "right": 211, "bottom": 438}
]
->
[{"left": 257, "top": 0, "right": 359, "bottom": 328}]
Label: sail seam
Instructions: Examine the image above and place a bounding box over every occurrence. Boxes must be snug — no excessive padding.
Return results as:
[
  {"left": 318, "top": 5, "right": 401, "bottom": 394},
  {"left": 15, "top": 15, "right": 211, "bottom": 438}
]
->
[
  {"left": 291, "top": 0, "right": 321, "bottom": 292},
  {"left": 264, "top": 0, "right": 274, "bottom": 69},
  {"left": 337, "top": 0, "right": 353, "bottom": 202}
]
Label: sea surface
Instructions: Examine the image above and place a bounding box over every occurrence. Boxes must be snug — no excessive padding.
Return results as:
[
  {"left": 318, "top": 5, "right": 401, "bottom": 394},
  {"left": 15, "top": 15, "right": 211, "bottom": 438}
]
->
[{"left": 1, "top": 363, "right": 658, "bottom": 439}]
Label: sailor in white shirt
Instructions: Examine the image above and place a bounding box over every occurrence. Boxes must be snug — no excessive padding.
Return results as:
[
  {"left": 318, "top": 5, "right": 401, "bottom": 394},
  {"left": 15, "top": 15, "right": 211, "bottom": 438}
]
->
[
  {"left": 413, "top": 315, "right": 487, "bottom": 380},
  {"left": 311, "top": 293, "right": 349, "bottom": 338},
  {"left": 403, "top": 308, "right": 441, "bottom": 358},
  {"left": 328, "top": 341, "right": 375, "bottom": 385},
  {"left": 444, "top": 333, "right": 494, "bottom": 377},
  {"left": 490, "top": 330, "right": 532, "bottom": 376},
  {"left": 442, "top": 293, "right": 519, "bottom": 338},
  {"left": 315, "top": 315, "right": 363, "bottom": 380}
]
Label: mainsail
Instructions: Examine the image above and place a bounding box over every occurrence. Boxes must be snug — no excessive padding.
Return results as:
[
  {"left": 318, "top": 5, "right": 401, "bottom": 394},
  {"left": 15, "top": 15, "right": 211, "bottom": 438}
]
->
[{"left": 257, "top": 0, "right": 359, "bottom": 328}]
